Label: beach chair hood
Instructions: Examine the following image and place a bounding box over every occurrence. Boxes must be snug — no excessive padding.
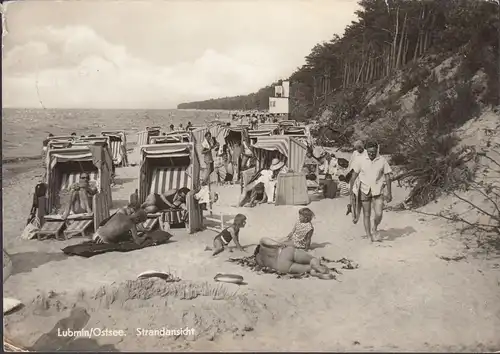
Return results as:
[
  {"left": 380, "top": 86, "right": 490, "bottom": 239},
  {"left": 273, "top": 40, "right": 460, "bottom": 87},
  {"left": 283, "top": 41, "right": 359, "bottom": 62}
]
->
[
  {"left": 138, "top": 143, "right": 200, "bottom": 203},
  {"left": 251, "top": 135, "right": 307, "bottom": 172}
]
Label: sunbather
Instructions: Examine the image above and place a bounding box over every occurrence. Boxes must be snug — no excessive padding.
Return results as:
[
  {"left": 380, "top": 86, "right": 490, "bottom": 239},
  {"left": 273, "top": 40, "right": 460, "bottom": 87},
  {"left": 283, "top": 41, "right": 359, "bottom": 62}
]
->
[
  {"left": 93, "top": 209, "right": 148, "bottom": 245},
  {"left": 254, "top": 237, "right": 330, "bottom": 275},
  {"left": 62, "top": 173, "right": 98, "bottom": 220},
  {"left": 140, "top": 187, "right": 190, "bottom": 213}
]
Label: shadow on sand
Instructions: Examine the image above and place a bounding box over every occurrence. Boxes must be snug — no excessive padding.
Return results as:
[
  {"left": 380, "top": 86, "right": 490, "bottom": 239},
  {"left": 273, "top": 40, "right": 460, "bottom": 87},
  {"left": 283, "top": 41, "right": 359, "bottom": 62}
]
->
[
  {"left": 30, "top": 307, "right": 119, "bottom": 352},
  {"left": 378, "top": 226, "right": 416, "bottom": 242},
  {"left": 10, "top": 252, "right": 69, "bottom": 276},
  {"left": 113, "top": 177, "right": 136, "bottom": 186}
]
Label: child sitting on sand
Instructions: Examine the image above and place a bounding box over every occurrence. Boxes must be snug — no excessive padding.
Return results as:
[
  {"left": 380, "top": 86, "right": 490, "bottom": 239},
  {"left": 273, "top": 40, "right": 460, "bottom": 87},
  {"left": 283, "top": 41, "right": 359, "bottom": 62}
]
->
[
  {"left": 212, "top": 214, "right": 247, "bottom": 256},
  {"left": 280, "top": 208, "right": 315, "bottom": 251}
]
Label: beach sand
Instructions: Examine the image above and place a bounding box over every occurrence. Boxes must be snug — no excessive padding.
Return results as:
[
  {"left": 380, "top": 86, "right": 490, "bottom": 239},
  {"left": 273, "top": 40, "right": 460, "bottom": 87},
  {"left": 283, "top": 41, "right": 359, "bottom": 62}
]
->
[{"left": 3, "top": 129, "right": 500, "bottom": 351}]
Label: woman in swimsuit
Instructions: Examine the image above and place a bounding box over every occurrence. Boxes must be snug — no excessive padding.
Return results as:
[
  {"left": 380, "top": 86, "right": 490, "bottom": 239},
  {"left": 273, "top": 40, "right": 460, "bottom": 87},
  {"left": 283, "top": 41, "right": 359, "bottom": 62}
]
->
[
  {"left": 254, "top": 237, "right": 330, "bottom": 275},
  {"left": 212, "top": 214, "right": 247, "bottom": 256},
  {"left": 141, "top": 187, "right": 190, "bottom": 214}
]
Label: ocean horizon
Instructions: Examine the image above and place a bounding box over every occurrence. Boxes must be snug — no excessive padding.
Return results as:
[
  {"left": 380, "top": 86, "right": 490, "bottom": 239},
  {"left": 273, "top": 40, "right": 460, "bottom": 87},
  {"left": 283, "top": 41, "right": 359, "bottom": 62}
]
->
[{"left": 2, "top": 108, "right": 231, "bottom": 161}]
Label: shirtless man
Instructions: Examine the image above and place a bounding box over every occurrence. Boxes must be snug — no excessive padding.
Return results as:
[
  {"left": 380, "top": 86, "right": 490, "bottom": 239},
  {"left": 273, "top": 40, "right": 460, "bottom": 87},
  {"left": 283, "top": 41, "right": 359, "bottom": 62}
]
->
[
  {"left": 140, "top": 187, "right": 190, "bottom": 213},
  {"left": 62, "top": 173, "right": 98, "bottom": 220},
  {"left": 93, "top": 209, "right": 148, "bottom": 245}
]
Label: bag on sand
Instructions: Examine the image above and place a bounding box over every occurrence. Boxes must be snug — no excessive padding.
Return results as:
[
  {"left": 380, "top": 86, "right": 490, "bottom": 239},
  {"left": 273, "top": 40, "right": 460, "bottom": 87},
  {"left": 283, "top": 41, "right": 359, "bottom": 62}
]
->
[{"left": 20, "top": 217, "right": 40, "bottom": 240}]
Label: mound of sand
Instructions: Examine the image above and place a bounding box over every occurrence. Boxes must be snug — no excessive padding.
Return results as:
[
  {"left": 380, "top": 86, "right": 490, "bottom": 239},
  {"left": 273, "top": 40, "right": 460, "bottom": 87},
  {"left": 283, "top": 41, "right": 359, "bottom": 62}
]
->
[{"left": 4, "top": 278, "right": 276, "bottom": 351}]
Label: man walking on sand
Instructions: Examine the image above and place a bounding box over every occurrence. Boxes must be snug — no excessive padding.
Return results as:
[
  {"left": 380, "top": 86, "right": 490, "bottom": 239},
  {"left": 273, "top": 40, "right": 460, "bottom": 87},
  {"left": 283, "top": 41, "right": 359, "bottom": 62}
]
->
[{"left": 350, "top": 140, "right": 392, "bottom": 242}]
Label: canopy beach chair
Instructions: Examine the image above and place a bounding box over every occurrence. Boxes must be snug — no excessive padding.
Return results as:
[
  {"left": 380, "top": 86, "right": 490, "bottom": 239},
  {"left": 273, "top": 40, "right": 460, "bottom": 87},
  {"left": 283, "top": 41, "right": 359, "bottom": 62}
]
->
[
  {"left": 136, "top": 127, "right": 162, "bottom": 147},
  {"left": 256, "top": 123, "right": 280, "bottom": 134},
  {"left": 138, "top": 143, "right": 203, "bottom": 234},
  {"left": 150, "top": 131, "right": 191, "bottom": 145},
  {"left": 251, "top": 135, "right": 307, "bottom": 174},
  {"left": 44, "top": 136, "right": 77, "bottom": 154},
  {"left": 282, "top": 125, "right": 307, "bottom": 136},
  {"left": 45, "top": 135, "right": 77, "bottom": 145},
  {"left": 243, "top": 135, "right": 309, "bottom": 205},
  {"left": 248, "top": 129, "right": 274, "bottom": 144},
  {"left": 101, "top": 131, "right": 129, "bottom": 167},
  {"left": 36, "top": 145, "right": 112, "bottom": 240}
]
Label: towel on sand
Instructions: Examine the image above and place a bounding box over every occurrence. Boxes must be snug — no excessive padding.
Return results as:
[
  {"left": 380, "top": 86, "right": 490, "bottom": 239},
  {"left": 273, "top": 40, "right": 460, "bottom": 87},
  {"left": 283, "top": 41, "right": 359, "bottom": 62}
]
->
[{"left": 61, "top": 230, "right": 173, "bottom": 258}]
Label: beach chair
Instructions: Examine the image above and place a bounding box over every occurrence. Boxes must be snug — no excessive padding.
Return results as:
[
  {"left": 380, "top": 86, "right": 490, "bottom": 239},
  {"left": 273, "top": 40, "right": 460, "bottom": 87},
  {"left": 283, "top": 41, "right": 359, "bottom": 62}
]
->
[
  {"left": 136, "top": 127, "right": 162, "bottom": 148},
  {"left": 36, "top": 146, "right": 112, "bottom": 240},
  {"left": 138, "top": 143, "right": 203, "bottom": 233},
  {"left": 101, "top": 131, "right": 128, "bottom": 167},
  {"left": 248, "top": 135, "right": 309, "bottom": 204},
  {"left": 150, "top": 131, "right": 191, "bottom": 145},
  {"left": 256, "top": 123, "right": 280, "bottom": 134}
]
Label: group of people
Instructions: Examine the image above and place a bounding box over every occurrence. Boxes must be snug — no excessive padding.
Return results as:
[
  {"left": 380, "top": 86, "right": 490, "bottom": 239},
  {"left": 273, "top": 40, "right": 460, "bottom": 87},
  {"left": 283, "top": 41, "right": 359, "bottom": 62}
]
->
[
  {"left": 53, "top": 126, "right": 392, "bottom": 278},
  {"left": 211, "top": 207, "right": 332, "bottom": 277},
  {"left": 201, "top": 130, "right": 255, "bottom": 186},
  {"left": 232, "top": 112, "right": 281, "bottom": 128},
  {"left": 168, "top": 121, "right": 193, "bottom": 132},
  {"left": 209, "top": 138, "right": 393, "bottom": 278}
]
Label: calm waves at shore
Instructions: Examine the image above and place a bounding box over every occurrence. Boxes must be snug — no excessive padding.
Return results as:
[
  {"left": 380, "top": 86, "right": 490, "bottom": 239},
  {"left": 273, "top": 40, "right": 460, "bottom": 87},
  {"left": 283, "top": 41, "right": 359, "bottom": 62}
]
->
[{"left": 2, "top": 108, "right": 229, "bottom": 162}]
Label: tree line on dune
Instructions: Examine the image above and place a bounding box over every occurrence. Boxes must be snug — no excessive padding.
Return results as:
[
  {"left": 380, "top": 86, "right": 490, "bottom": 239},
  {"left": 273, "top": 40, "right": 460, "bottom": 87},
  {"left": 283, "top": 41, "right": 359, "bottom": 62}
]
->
[{"left": 177, "top": 0, "right": 499, "bottom": 119}]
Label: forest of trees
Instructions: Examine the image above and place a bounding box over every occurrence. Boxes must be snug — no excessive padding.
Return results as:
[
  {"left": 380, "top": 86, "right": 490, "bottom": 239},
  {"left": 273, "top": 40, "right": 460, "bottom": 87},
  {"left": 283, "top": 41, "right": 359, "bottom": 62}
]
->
[
  {"left": 177, "top": 84, "right": 276, "bottom": 111},
  {"left": 178, "top": 0, "right": 499, "bottom": 120}
]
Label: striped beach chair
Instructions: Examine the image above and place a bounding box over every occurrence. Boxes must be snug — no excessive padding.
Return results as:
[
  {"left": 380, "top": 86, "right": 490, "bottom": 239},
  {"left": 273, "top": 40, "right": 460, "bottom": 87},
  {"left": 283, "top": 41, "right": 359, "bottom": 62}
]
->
[
  {"left": 102, "top": 131, "right": 128, "bottom": 167},
  {"left": 37, "top": 146, "right": 112, "bottom": 241},
  {"left": 110, "top": 140, "right": 124, "bottom": 165},
  {"left": 139, "top": 143, "right": 203, "bottom": 234}
]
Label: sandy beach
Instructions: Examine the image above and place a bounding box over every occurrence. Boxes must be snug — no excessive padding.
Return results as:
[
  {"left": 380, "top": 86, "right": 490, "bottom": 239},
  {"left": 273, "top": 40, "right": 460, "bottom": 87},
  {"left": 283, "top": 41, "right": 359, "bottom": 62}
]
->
[{"left": 3, "top": 118, "right": 500, "bottom": 351}]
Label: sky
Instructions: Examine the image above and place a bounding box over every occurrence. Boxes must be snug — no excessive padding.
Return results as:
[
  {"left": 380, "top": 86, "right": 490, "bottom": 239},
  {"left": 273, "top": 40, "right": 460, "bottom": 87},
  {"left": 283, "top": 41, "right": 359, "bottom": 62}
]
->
[{"left": 2, "top": 0, "right": 360, "bottom": 109}]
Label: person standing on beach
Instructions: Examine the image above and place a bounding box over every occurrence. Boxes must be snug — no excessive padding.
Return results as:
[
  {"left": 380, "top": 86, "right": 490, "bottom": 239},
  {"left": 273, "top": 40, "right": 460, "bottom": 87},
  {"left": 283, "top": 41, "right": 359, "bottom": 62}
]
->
[
  {"left": 232, "top": 140, "right": 242, "bottom": 183},
  {"left": 322, "top": 153, "right": 338, "bottom": 179},
  {"left": 169, "top": 124, "right": 175, "bottom": 132},
  {"left": 240, "top": 130, "right": 253, "bottom": 172},
  {"left": 202, "top": 131, "right": 216, "bottom": 184},
  {"left": 350, "top": 140, "right": 392, "bottom": 242}
]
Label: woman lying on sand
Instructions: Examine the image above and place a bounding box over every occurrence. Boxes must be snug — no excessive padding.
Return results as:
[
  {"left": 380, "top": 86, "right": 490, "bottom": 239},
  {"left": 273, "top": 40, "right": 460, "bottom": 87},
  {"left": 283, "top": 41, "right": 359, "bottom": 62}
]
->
[
  {"left": 141, "top": 187, "right": 190, "bottom": 213},
  {"left": 254, "top": 237, "right": 333, "bottom": 278}
]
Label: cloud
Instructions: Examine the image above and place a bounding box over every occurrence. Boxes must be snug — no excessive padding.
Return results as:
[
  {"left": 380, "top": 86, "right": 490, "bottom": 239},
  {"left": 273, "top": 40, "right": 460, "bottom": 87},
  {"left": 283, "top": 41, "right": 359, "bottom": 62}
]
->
[
  {"left": 2, "top": 0, "right": 361, "bottom": 108},
  {"left": 3, "top": 26, "right": 291, "bottom": 108}
]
